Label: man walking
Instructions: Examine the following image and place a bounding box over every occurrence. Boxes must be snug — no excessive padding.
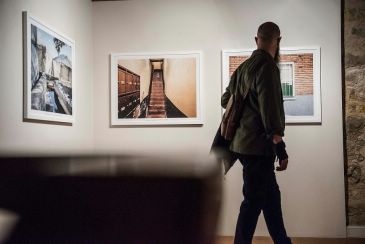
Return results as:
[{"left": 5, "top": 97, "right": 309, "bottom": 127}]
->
[{"left": 221, "top": 22, "right": 292, "bottom": 244}]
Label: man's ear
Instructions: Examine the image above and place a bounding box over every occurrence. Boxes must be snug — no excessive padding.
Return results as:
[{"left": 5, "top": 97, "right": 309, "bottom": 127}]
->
[{"left": 255, "top": 37, "right": 258, "bottom": 45}]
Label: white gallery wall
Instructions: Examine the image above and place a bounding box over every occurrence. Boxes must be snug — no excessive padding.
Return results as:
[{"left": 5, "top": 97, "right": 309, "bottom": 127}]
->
[
  {"left": 0, "top": 0, "right": 345, "bottom": 238},
  {"left": 0, "top": 0, "right": 94, "bottom": 154},
  {"left": 92, "top": 0, "right": 345, "bottom": 238}
]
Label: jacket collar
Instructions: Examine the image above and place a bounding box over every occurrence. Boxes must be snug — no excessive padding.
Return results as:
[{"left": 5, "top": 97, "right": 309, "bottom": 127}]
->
[{"left": 252, "top": 48, "right": 274, "bottom": 61}]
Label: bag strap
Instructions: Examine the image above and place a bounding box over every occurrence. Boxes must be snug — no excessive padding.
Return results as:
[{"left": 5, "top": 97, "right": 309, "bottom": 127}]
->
[{"left": 221, "top": 57, "right": 268, "bottom": 140}]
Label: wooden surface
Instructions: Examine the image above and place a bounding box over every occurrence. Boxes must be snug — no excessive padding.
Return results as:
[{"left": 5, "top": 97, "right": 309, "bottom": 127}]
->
[{"left": 216, "top": 236, "right": 365, "bottom": 244}]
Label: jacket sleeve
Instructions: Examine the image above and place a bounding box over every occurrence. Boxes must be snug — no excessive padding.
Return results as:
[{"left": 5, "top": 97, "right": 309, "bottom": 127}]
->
[
  {"left": 255, "top": 63, "right": 285, "bottom": 137},
  {"left": 221, "top": 69, "right": 238, "bottom": 109},
  {"left": 221, "top": 88, "right": 231, "bottom": 109}
]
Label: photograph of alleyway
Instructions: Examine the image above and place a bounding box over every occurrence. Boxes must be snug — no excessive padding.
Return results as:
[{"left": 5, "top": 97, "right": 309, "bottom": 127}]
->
[{"left": 28, "top": 21, "right": 73, "bottom": 117}]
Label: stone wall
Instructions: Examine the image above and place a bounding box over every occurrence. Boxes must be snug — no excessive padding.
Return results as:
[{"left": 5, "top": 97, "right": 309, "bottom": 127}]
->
[{"left": 344, "top": 0, "right": 365, "bottom": 226}]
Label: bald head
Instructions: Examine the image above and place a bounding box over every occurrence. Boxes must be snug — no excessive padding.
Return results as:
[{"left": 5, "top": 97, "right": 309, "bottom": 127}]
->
[
  {"left": 257, "top": 22, "right": 281, "bottom": 43},
  {"left": 255, "top": 22, "right": 281, "bottom": 62}
]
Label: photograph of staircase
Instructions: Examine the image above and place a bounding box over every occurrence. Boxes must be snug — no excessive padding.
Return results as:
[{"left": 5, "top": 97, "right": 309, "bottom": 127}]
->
[
  {"left": 147, "top": 61, "right": 166, "bottom": 118},
  {"left": 111, "top": 52, "right": 202, "bottom": 125}
]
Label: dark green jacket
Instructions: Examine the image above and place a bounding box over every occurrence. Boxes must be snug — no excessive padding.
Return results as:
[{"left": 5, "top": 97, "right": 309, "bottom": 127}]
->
[{"left": 221, "top": 49, "right": 285, "bottom": 156}]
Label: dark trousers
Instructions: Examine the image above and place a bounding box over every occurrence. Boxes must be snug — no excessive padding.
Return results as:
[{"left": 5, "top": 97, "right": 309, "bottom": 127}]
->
[{"left": 234, "top": 154, "right": 292, "bottom": 244}]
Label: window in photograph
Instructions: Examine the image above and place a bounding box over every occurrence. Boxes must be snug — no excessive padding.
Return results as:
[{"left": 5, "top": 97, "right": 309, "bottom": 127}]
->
[{"left": 279, "top": 62, "right": 295, "bottom": 98}]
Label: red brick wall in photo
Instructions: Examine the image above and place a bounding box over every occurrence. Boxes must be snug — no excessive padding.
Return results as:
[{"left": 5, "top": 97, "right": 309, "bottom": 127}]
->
[
  {"left": 229, "top": 56, "right": 249, "bottom": 77},
  {"left": 228, "top": 53, "right": 314, "bottom": 96},
  {"left": 280, "top": 53, "right": 313, "bottom": 96}
]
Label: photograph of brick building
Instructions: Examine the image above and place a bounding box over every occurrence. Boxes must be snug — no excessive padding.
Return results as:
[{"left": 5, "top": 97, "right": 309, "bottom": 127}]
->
[
  {"left": 223, "top": 48, "right": 321, "bottom": 123},
  {"left": 280, "top": 53, "right": 314, "bottom": 116}
]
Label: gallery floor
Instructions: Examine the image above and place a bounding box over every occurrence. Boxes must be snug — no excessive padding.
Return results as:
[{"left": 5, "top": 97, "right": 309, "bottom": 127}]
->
[{"left": 216, "top": 236, "right": 365, "bottom": 244}]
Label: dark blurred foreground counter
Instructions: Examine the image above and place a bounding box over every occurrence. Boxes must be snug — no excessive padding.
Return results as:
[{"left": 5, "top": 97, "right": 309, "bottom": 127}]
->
[{"left": 0, "top": 155, "right": 222, "bottom": 244}]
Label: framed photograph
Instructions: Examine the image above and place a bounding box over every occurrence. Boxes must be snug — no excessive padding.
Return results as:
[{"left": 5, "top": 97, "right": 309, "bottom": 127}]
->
[
  {"left": 110, "top": 51, "right": 202, "bottom": 126},
  {"left": 23, "top": 12, "right": 75, "bottom": 123},
  {"left": 222, "top": 47, "right": 321, "bottom": 124}
]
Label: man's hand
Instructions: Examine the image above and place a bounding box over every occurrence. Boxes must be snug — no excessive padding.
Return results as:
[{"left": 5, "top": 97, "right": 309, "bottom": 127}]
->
[
  {"left": 272, "top": 135, "right": 283, "bottom": 144},
  {"left": 273, "top": 138, "right": 289, "bottom": 171},
  {"left": 276, "top": 158, "right": 288, "bottom": 171}
]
